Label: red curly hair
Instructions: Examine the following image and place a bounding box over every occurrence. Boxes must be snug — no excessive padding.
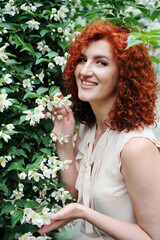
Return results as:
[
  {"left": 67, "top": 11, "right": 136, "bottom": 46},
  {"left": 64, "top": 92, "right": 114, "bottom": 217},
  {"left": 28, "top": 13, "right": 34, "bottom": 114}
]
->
[{"left": 63, "top": 21, "right": 159, "bottom": 131}]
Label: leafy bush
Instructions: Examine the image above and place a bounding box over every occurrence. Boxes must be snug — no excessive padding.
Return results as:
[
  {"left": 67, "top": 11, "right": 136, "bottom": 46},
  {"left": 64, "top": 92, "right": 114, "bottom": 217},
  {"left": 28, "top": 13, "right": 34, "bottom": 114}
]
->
[{"left": 0, "top": 0, "right": 159, "bottom": 240}]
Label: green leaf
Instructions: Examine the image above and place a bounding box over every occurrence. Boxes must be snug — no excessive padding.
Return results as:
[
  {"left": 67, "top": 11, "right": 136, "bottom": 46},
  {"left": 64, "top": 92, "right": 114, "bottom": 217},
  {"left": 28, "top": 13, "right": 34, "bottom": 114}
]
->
[
  {"left": 49, "top": 86, "right": 60, "bottom": 96},
  {"left": 40, "top": 29, "right": 49, "bottom": 37},
  {"left": 46, "top": 51, "right": 58, "bottom": 58},
  {"left": 44, "top": 119, "right": 54, "bottom": 132},
  {"left": 11, "top": 210, "right": 23, "bottom": 226},
  {"left": 126, "top": 39, "right": 145, "bottom": 49},
  {"left": 25, "top": 200, "right": 39, "bottom": 209},
  {"left": 0, "top": 183, "right": 9, "bottom": 195},
  {"left": 150, "top": 56, "right": 160, "bottom": 64},
  {"left": 27, "top": 155, "right": 44, "bottom": 169},
  {"left": 24, "top": 91, "right": 39, "bottom": 99},
  {"left": 0, "top": 140, "right": 3, "bottom": 149},
  {"left": 57, "top": 182, "right": 67, "bottom": 188},
  {"left": 42, "top": 135, "right": 51, "bottom": 147},
  {"left": 40, "top": 148, "right": 51, "bottom": 155},
  {"left": 12, "top": 34, "right": 35, "bottom": 56},
  {"left": 7, "top": 158, "right": 24, "bottom": 171},
  {"left": 15, "top": 199, "right": 26, "bottom": 208},
  {"left": 57, "top": 39, "right": 67, "bottom": 52},
  {"left": 21, "top": 142, "right": 31, "bottom": 152},
  {"left": 37, "top": 87, "right": 48, "bottom": 96},
  {"left": 3, "top": 230, "right": 15, "bottom": 240},
  {"left": 18, "top": 149, "right": 28, "bottom": 158},
  {"left": 14, "top": 224, "right": 38, "bottom": 234},
  {"left": 35, "top": 58, "right": 49, "bottom": 65},
  {"left": 19, "top": 115, "right": 27, "bottom": 124},
  {"left": 150, "top": 6, "right": 160, "bottom": 21},
  {"left": 1, "top": 202, "right": 14, "bottom": 215}
]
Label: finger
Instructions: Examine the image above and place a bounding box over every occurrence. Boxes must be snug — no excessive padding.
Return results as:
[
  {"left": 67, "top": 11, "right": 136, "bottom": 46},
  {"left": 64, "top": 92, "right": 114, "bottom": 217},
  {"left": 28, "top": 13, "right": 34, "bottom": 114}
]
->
[{"left": 38, "top": 220, "right": 63, "bottom": 235}]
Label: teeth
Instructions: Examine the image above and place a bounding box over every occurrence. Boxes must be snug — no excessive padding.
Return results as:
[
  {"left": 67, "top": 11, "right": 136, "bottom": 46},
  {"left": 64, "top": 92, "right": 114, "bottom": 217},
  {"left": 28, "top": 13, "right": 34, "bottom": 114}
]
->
[{"left": 82, "top": 81, "right": 96, "bottom": 86}]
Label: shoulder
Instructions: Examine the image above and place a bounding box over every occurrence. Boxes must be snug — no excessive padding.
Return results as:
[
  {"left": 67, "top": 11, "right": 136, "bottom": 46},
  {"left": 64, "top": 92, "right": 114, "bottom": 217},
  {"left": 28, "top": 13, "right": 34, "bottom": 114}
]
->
[{"left": 121, "top": 137, "right": 160, "bottom": 179}]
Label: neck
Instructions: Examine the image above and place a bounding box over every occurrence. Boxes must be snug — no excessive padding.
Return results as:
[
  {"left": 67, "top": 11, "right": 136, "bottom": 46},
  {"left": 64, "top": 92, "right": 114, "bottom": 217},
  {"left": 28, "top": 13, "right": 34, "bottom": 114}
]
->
[{"left": 90, "top": 98, "right": 116, "bottom": 134}]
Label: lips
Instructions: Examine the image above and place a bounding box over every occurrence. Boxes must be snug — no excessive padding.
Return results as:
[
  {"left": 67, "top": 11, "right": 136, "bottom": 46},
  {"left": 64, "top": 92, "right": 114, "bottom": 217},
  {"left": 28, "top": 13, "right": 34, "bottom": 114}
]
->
[{"left": 81, "top": 80, "right": 98, "bottom": 87}]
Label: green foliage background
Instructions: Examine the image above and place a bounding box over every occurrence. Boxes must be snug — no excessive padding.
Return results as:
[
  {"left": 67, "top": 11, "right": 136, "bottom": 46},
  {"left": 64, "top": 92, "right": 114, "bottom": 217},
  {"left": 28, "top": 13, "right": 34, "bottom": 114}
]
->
[{"left": 0, "top": 0, "right": 159, "bottom": 239}]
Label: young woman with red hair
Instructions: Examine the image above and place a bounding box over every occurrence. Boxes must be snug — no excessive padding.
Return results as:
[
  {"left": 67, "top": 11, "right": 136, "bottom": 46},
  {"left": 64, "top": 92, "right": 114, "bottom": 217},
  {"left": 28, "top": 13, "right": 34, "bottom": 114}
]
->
[{"left": 39, "top": 21, "right": 160, "bottom": 240}]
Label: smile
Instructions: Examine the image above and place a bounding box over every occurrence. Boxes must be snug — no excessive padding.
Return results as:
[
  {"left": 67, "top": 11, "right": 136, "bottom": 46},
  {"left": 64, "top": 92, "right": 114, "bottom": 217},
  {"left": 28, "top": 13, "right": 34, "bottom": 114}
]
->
[{"left": 82, "top": 80, "right": 97, "bottom": 86}]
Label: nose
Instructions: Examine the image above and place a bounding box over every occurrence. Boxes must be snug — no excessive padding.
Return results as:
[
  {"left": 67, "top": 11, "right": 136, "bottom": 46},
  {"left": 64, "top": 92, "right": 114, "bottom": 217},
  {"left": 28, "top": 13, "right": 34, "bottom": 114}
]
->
[{"left": 80, "top": 61, "right": 93, "bottom": 77}]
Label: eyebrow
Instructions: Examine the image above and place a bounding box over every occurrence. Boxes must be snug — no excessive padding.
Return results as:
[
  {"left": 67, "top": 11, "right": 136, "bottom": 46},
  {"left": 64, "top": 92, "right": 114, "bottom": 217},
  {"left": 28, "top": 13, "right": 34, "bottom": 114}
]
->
[{"left": 80, "top": 53, "right": 110, "bottom": 61}]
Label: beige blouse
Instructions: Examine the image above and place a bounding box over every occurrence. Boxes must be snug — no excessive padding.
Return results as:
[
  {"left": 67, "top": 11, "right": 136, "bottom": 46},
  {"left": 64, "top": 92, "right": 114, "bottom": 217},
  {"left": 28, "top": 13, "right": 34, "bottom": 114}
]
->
[{"left": 75, "top": 124, "right": 160, "bottom": 239}]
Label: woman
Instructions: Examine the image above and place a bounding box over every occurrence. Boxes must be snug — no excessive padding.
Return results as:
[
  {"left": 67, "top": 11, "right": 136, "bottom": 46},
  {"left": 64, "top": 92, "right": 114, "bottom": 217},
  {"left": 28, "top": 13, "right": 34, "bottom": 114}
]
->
[{"left": 39, "top": 21, "right": 160, "bottom": 240}]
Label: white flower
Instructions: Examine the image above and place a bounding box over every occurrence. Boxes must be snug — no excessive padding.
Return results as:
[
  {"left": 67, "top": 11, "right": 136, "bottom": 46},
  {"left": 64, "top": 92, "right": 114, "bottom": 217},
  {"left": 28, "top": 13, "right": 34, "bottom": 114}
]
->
[
  {"left": 23, "top": 78, "right": 34, "bottom": 91},
  {"left": 52, "top": 8, "right": 57, "bottom": 13},
  {"left": 62, "top": 94, "right": 72, "bottom": 106},
  {"left": 19, "top": 172, "right": 27, "bottom": 180},
  {"left": 33, "top": 186, "right": 38, "bottom": 192},
  {"left": 43, "top": 168, "right": 51, "bottom": 178},
  {"left": 18, "top": 183, "right": 24, "bottom": 192},
  {"left": 37, "top": 40, "right": 45, "bottom": 50},
  {"left": 28, "top": 170, "right": 44, "bottom": 182},
  {"left": 23, "top": 110, "right": 33, "bottom": 121},
  {"left": 51, "top": 166, "right": 59, "bottom": 178},
  {"left": 6, "top": 123, "right": 15, "bottom": 131},
  {"left": 34, "top": 3, "right": 42, "bottom": 7},
  {"left": 57, "top": 27, "right": 62, "bottom": 33},
  {"left": 9, "top": 0, "right": 15, "bottom": 5},
  {"left": 2, "top": 133, "right": 11, "bottom": 142},
  {"left": 0, "top": 45, "right": 8, "bottom": 62},
  {"left": 76, "top": 16, "right": 86, "bottom": 26},
  {"left": 4, "top": 74, "right": 12, "bottom": 84},
  {"left": 5, "top": 3, "right": 12, "bottom": 12},
  {"left": 42, "top": 207, "right": 50, "bottom": 214},
  {"left": 37, "top": 71, "right": 44, "bottom": 83},
  {"left": 9, "top": 36, "right": 15, "bottom": 45},
  {"left": 26, "top": 19, "right": 40, "bottom": 30},
  {"left": 42, "top": 214, "right": 51, "bottom": 225},
  {"left": 48, "top": 155, "right": 59, "bottom": 165},
  {"left": 11, "top": 189, "right": 24, "bottom": 200},
  {"left": 18, "top": 232, "right": 32, "bottom": 240},
  {"left": 58, "top": 5, "right": 69, "bottom": 19},
  {"left": 0, "top": 91, "right": 12, "bottom": 112},
  {"left": 35, "top": 98, "right": 42, "bottom": 105},
  {"left": 54, "top": 56, "right": 65, "bottom": 66},
  {"left": 61, "top": 160, "right": 72, "bottom": 170},
  {"left": 41, "top": 45, "right": 50, "bottom": 55},
  {"left": 31, "top": 5, "right": 37, "bottom": 12},
  {"left": 48, "top": 62, "right": 55, "bottom": 69},
  {"left": 0, "top": 156, "right": 7, "bottom": 167}
]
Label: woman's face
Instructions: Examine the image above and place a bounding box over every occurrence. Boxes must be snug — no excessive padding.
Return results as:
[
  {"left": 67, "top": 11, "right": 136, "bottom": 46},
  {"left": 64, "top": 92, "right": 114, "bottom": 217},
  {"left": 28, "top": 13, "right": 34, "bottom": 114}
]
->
[{"left": 74, "top": 39, "right": 119, "bottom": 106}]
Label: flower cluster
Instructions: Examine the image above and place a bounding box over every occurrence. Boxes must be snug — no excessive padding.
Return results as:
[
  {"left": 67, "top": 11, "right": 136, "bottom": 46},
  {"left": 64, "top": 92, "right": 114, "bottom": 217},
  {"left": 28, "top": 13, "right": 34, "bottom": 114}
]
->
[
  {"left": 0, "top": 89, "right": 12, "bottom": 112},
  {"left": 0, "top": 155, "right": 12, "bottom": 167},
  {"left": 18, "top": 232, "right": 51, "bottom": 240},
  {"left": 0, "top": 0, "right": 159, "bottom": 239},
  {"left": 51, "top": 187, "right": 72, "bottom": 206},
  {"left": 21, "top": 207, "right": 52, "bottom": 228},
  {"left": 24, "top": 92, "right": 72, "bottom": 127},
  {"left": 0, "top": 123, "right": 15, "bottom": 144},
  {"left": 0, "top": 44, "right": 9, "bottom": 63}
]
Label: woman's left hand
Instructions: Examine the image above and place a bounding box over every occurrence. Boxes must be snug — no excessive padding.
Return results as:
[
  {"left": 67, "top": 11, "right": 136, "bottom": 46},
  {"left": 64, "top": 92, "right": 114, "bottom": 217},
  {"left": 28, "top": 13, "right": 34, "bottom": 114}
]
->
[{"left": 38, "top": 203, "right": 82, "bottom": 235}]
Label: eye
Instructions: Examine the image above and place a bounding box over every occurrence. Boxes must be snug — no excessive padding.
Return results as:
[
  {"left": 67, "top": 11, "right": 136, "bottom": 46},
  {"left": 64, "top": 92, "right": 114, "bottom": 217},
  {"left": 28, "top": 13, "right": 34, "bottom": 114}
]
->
[
  {"left": 97, "top": 60, "right": 107, "bottom": 66},
  {"left": 77, "top": 57, "right": 86, "bottom": 63}
]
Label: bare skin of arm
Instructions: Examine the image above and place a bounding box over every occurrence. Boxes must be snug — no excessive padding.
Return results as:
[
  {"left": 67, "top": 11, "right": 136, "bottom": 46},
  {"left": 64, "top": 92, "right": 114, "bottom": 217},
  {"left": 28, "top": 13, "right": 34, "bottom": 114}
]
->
[
  {"left": 38, "top": 137, "right": 160, "bottom": 240},
  {"left": 51, "top": 104, "right": 78, "bottom": 199}
]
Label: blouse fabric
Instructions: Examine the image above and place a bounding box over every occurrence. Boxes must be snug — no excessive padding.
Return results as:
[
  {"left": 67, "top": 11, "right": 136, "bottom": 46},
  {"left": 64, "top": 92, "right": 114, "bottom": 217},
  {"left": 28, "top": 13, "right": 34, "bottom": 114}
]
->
[{"left": 75, "top": 123, "right": 160, "bottom": 239}]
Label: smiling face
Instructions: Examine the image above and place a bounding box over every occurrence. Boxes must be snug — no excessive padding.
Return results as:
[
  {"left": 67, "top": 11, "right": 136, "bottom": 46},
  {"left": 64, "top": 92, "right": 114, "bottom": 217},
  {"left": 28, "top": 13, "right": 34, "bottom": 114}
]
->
[{"left": 74, "top": 39, "right": 119, "bottom": 107}]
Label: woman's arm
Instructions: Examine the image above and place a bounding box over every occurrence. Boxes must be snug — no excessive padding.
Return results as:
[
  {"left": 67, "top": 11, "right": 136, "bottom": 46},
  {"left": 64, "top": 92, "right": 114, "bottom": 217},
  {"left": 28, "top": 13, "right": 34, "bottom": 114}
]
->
[
  {"left": 38, "top": 137, "right": 160, "bottom": 240},
  {"left": 51, "top": 104, "right": 78, "bottom": 199}
]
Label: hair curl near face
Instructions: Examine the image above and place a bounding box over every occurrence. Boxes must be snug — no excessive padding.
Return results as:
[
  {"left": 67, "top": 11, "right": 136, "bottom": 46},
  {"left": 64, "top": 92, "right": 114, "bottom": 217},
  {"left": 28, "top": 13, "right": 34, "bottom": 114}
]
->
[{"left": 63, "top": 21, "right": 159, "bottom": 131}]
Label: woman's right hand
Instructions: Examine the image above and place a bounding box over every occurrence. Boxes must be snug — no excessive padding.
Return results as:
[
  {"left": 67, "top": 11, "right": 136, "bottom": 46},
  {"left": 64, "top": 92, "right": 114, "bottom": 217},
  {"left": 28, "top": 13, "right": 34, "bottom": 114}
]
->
[{"left": 51, "top": 104, "right": 75, "bottom": 141}]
